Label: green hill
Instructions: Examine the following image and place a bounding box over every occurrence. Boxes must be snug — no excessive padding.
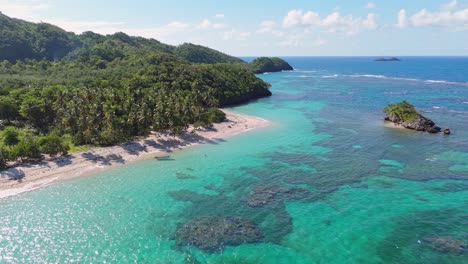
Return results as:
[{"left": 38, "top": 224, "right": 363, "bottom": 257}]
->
[
  {"left": 174, "top": 43, "right": 244, "bottom": 64},
  {"left": 0, "top": 13, "right": 272, "bottom": 167},
  {"left": 0, "top": 12, "right": 243, "bottom": 65},
  {"left": 250, "top": 57, "right": 294, "bottom": 74}
]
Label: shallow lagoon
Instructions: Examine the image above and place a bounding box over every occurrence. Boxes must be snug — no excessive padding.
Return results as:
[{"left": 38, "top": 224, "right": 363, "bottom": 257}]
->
[{"left": 1, "top": 57, "right": 467, "bottom": 263}]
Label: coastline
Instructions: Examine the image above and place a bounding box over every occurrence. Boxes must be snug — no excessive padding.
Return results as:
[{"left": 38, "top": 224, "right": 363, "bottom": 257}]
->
[
  {"left": 383, "top": 121, "right": 408, "bottom": 130},
  {"left": 0, "top": 110, "right": 270, "bottom": 199}
]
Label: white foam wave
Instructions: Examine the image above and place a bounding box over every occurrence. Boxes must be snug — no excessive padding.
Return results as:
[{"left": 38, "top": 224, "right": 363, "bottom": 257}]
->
[
  {"left": 342, "top": 74, "right": 468, "bottom": 86},
  {"left": 290, "top": 71, "right": 468, "bottom": 86},
  {"left": 294, "top": 70, "right": 318, "bottom": 73},
  {"left": 321, "top": 74, "right": 339, "bottom": 79},
  {"left": 432, "top": 106, "right": 441, "bottom": 109}
]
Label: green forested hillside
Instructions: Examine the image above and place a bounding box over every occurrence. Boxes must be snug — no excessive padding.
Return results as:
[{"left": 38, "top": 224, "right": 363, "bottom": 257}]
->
[
  {"left": 0, "top": 13, "right": 78, "bottom": 62},
  {"left": 174, "top": 43, "right": 244, "bottom": 64},
  {"left": 0, "top": 13, "right": 272, "bottom": 167},
  {"left": 0, "top": 12, "right": 240, "bottom": 64},
  {"left": 250, "top": 57, "right": 294, "bottom": 74}
]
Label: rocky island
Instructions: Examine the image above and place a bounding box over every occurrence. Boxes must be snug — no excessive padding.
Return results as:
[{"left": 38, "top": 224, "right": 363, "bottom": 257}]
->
[
  {"left": 250, "top": 57, "right": 294, "bottom": 74},
  {"left": 384, "top": 101, "right": 444, "bottom": 133},
  {"left": 375, "top": 57, "right": 401, "bottom": 62}
]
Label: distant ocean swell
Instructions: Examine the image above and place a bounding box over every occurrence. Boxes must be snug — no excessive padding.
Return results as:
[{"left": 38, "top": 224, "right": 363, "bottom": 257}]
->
[
  {"left": 290, "top": 70, "right": 468, "bottom": 87},
  {"left": 329, "top": 74, "right": 468, "bottom": 86}
]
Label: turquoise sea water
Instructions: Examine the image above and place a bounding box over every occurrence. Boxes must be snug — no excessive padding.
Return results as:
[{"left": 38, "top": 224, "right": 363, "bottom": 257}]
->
[{"left": 1, "top": 57, "right": 468, "bottom": 263}]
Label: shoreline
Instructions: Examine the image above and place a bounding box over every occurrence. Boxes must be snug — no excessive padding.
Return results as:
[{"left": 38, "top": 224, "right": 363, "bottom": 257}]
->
[
  {"left": 0, "top": 110, "right": 270, "bottom": 199},
  {"left": 383, "top": 121, "right": 408, "bottom": 130}
]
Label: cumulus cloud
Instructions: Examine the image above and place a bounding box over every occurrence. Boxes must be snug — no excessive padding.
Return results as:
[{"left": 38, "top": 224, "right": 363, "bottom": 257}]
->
[
  {"left": 397, "top": 9, "right": 408, "bottom": 28},
  {"left": 257, "top": 20, "right": 276, "bottom": 33},
  {"left": 0, "top": 0, "right": 50, "bottom": 19},
  {"left": 197, "top": 19, "right": 226, "bottom": 29},
  {"left": 223, "top": 30, "right": 251, "bottom": 40},
  {"left": 398, "top": 1, "right": 468, "bottom": 30},
  {"left": 282, "top": 9, "right": 378, "bottom": 35},
  {"left": 441, "top": 0, "right": 457, "bottom": 11},
  {"left": 214, "top": 14, "right": 225, "bottom": 18},
  {"left": 366, "top": 2, "right": 377, "bottom": 9},
  {"left": 257, "top": 20, "right": 285, "bottom": 37},
  {"left": 126, "top": 21, "right": 191, "bottom": 40}
]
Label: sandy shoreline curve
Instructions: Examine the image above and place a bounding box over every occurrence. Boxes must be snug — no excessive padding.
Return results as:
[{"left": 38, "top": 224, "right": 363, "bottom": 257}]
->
[{"left": 0, "top": 110, "right": 270, "bottom": 199}]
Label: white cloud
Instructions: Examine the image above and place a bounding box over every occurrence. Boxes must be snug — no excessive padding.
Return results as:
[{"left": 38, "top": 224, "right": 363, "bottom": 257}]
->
[
  {"left": 279, "top": 37, "right": 304, "bottom": 47},
  {"left": 397, "top": 9, "right": 408, "bottom": 28},
  {"left": 45, "top": 19, "right": 126, "bottom": 34},
  {"left": 402, "top": 1, "right": 468, "bottom": 30},
  {"left": 150, "top": 21, "right": 190, "bottom": 36},
  {"left": 441, "top": 0, "right": 457, "bottom": 11},
  {"left": 199, "top": 19, "right": 211, "bottom": 29},
  {"left": 0, "top": 0, "right": 50, "bottom": 19},
  {"left": 282, "top": 9, "right": 378, "bottom": 35},
  {"left": 223, "top": 30, "right": 251, "bottom": 40},
  {"left": 214, "top": 14, "right": 225, "bottom": 19},
  {"left": 257, "top": 20, "right": 276, "bottom": 33},
  {"left": 197, "top": 19, "right": 226, "bottom": 29},
  {"left": 312, "top": 38, "right": 327, "bottom": 47},
  {"left": 257, "top": 20, "right": 285, "bottom": 37},
  {"left": 366, "top": 2, "right": 377, "bottom": 9}
]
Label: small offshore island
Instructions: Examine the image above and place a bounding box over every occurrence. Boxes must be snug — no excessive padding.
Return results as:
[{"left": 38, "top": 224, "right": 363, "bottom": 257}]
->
[
  {"left": 375, "top": 57, "right": 401, "bottom": 62},
  {"left": 250, "top": 57, "right": 294, "bottom": 74},
  {"left": 384, "top": 101, "right": 449, "bottom": 134}
]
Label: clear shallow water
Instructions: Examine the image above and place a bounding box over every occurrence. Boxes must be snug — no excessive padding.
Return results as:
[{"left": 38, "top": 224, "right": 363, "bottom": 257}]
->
[{"left": 1, "top": 57, "right": 468, "bottom": 263}]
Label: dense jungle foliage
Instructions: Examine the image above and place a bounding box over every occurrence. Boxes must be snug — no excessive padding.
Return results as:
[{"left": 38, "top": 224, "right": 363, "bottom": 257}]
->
[{"left": 0, "top": 12, "right": 272, "bottom": 167}]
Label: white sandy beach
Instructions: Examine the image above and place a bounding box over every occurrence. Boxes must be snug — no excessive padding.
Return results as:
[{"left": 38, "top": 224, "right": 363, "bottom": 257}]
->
[{"left": 0, "top": 110, "right": 270, "bottom": 199}]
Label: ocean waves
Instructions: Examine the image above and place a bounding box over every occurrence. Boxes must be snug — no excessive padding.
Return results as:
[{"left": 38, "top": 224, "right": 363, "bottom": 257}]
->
[
  {"left": 288, "top": 70, "right": 468, "bottom": 87},
  {"left": 340, "top": 74, "right": 468, "bottom": 86}
]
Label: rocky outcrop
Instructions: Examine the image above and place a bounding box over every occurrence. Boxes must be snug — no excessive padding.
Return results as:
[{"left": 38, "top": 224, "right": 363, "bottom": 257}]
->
[
  {"left": 375, "top": 57, "right": 401, "bottom": 61},
  {"left": 422, "top": 235, "right": 467, "bottom": 255},
  {"left": 385, "top": 114, "right": 442, "bottom": 133},
  {"left": 384, "top": 101, "right": 443, "bottom": 133},
  {"left": 175, "top": 216, "right": 261, "bottom": 252}
]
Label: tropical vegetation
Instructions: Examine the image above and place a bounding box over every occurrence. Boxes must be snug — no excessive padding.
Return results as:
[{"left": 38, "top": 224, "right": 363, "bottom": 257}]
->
[
  {"left": 383, "top": 100, "right": 420, "bottom": 122},
  {"left": 0, "top": 13, "right": 272, "bottom": 168}
]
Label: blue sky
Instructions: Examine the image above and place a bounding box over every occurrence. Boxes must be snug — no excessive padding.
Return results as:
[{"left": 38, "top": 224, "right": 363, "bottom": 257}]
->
[{"left": 1, "top": 0, "right": 468, "bottom": 56}]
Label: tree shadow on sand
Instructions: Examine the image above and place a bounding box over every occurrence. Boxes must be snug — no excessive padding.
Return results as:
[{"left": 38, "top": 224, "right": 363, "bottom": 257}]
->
[
  {"left": 0, "top": 168, "right": 26, "bottom": 182},
  {"left": 81, "top": 152, "right": 126, "bottom": 166}
]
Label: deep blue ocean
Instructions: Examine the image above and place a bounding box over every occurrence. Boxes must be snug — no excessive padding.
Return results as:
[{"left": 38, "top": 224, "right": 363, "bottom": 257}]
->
[{"left": 0, "top": 57, "right": 467, "bottom": 263}]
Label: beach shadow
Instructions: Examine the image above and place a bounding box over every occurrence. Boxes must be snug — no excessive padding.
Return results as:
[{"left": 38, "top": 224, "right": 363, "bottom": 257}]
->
[
  {"left": 51, "top": 156, "right": 73, "bottom": 167},
  {"left": 20, "top": 160, "right": 49, "bottom": 168},
  {"left": 122, "top": 142, "right": 147, "bottom": 156},
  {"left": 82, "top": 152, "right": 105, "bottom": 163},
  {"left": 81, "top": 152, "right": 125, "bottom": 166},
  {"left": 107, "top": 154, "right": 125, "bottom": 164},
  {"left": 144, "top": 139, "right": 174, "bottom": 152},
  {"left": 0, "top": 168, "right": 25, "bottom": 182},
  {"left": 178, "top": 133, "right": 219, "bottom": 145}
]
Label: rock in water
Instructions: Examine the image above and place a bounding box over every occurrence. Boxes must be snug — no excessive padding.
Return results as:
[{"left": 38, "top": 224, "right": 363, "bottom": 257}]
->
[
  {"left": 444, "top": 128, "right": 451, "bottom": 135},
  {"left": 384, "top": 101, "right": 442, "bottom": 133},
  {"left": 244, "top": 185, "right": 310, "bottom": 207},
  {"left": 175, "top": 216, "right": 261, "bottom": 252},
  {"left": 176, "top": 172, "right": 197, "bottom": 179},
  {"left": 385, "top": 115, "right": 442, "bottom": 133},
  {"left": 422, "top": 235, "right": 467, "bottom": 255}
]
